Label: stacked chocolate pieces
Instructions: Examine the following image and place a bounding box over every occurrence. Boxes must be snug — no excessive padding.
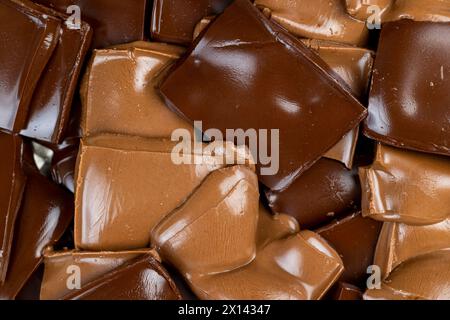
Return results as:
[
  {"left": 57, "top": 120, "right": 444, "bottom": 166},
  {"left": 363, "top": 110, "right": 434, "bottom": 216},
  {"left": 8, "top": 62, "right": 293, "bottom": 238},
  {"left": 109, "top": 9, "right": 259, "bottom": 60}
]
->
[{"left": 0, "top": 0, "right": 449, "bottom": 300}]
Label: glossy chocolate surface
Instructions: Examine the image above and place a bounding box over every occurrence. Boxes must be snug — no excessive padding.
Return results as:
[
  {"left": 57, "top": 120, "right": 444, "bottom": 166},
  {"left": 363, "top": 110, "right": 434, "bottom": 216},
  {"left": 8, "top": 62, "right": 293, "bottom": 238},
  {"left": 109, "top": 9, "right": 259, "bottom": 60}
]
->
[
  {"left": 81, "top": 42, "right": 192, "bottom": 138},
  {"left": 317, "top": 212, "right": 383, "bottom": 287},
  {"left": 63, "top": 253, "right": 181, "bottom": 300},
  {"left": 255, "top": 0, "right": 368, "bottom": 45},
  {"left": 365, "top": 20, "right": 450, "bottom": 156},
  {"left": 33, "top": 0, "right": 147, "bottom": 49},
  {"left": 360, "top": 143, "right": 450, "bottom": 225},
  {"left": 0, "top": 0, "right": 60, "bottom": 132},
  {"left": 0, "top": 132, "right": 26, "bottom": 283},
  {"left": 266, "top": 159, "right": 361, "bottom": 229},
  {"left": 20, "top": 4, "right": 92, "bottom": 143},
  {"left": 160, "top": 0, "right": 366, "bottom": 191},
  {"left": 151, "top": 0, "right": 233, "bottom": 44},
  {"left": 0, "top": 170, "right": 73, "bottom": 299}
]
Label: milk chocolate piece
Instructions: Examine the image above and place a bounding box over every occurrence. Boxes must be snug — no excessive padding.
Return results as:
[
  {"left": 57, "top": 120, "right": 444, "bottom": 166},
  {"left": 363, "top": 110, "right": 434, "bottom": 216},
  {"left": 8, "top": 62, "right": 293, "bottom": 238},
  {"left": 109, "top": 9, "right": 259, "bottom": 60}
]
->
[
  {"left": 0, "top": 133, "right": 26, "bottom": 283},
  {"left": 360, "top": 143, "right": 450, "bottom": 225},
  {"left": 63, "top": 253, "right": 181, "bottom": 300},
  {"left": 75, "top": 135, "right": 254, "bottom": 251},
  {"left": 266, "top": 159, "right": 361, "bottom": 229},
  {"left": 329, "top": 282, "right": 363, "bottom": 300},
  {"left": 81, "top": 42, "right": 192, "bottom": 138},
  {"left": 20, "top": 4, "right": 92, "bottom": 144},
  {"left": 0, "top": 170, "right": 73, "bottom": 299},
  {"left": 364, "top": 250, "right": 450, "bottom": 300},
  {"left": 40, "top": 249, "right": 155, "bottom": 299},
  {"left": 160, "top": 0, "right": 367, "bottom": 191},
  {"left": 151, "top": 0, "right": 233, "bottom": 45},
  {"left": 374, "top": 220, "right": 450, "bottom": 278},
  {"left": 33, "top": 0, "right": 147, "bottom": 48},
  {"left": 317, "top": 212, "right": 383, "bottom": 287},
  {"left": 254, "top": 0, "right": 368, "bottom": 46},
  {"left": 0, "top": 0, "right": 60, "bottom": 132},
  {"left": 345, "top": 0, "right": 392, "bottom": 20},
  {"left": 365, "top": 20, "right": 450, "bottom": 156},
  {"left": 256, "top": 206, "right": 299, "bottom": 249}
]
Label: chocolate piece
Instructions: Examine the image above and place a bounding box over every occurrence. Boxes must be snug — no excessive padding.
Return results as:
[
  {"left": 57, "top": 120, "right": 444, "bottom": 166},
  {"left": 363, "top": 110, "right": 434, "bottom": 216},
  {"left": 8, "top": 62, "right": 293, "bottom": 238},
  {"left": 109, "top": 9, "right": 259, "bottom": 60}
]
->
[
  {"left": 75, "top": 135, "right": 254, "bottom": 251},
  {"left": 81, "top": 42, "right": 192, "bottom": 138},
  {"left": 364, "top": 20, "right": 450, "bottom": 156},
  {"left": 0, "top": 132, "right": 26, "bottom": 283},
  {"left": 40, "top": 249, "right": 155, "bottom": 299},
  {"left": 329, "top": 282, "right": 363, "bottom": 300},
  {"left": 364, "top": 250, "right": 450, "bottom": 300},
  {"left": 256, "top": 206, "right": 299, "bottom": 249},
  {"left": 374, "top": 220, "right": 450, "bottom": 278},
  {"left": 20, "top": 4, "right": 92, "bottom": 144},
  {"left": 0, "top": 170, "right": 73, "bottom": 299},
  {"left": 0, "top": 0, "right": 60, "bottom": 132},
  {"left": 160, "top": 0, "right": 366, "bottom": 191},
  {"left": 345, "top": 0, "right": 392, "bottom": 20},
  {"left": 151, "top": 0, "right": 233, "bottom": 45},
  {"left": 33, "top": 0, "right": 147, "bottom": 49},
  {"left": 266, "top": 159, "right": 361, "bottom": 229},
  {"left": 254, "top": 0, "right": 368, "bottom": 46},
  {"left": 359, "top": 143, "right": 450, "bottom": 225},
  {"left": 63, "top": 253, "right": 181, "bottom": 300},
  {"left": 317, "top": 212, "right": 383, "bottom": 287},
  {"left": 51, "top": 144, "right": 77, "bottom": 193}
]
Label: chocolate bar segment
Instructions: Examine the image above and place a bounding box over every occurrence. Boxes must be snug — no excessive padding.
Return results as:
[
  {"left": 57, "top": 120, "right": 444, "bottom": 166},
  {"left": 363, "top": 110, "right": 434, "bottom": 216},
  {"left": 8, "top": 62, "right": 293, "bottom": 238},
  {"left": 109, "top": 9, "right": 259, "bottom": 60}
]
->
[
  {"left": 365, "top": 20, "right": 450, "bottom": 156},
  {"left": 160, "top": 0, "right": 367, "bottom": 191},
  {"left": 0, "top": 0, "right": 60, "bottom": 132}
]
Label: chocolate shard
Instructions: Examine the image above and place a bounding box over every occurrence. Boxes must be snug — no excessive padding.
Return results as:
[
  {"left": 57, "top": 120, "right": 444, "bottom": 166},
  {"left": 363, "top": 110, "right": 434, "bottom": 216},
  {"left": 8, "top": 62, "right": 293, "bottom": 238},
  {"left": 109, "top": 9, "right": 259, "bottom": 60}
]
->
[
  {"left": 80, "top": 42, "right": 192, "bottom": 138},
  {"left": 359, "top": 143, "right": 450, "bottom": 225},
  {"left": 151, "top": 0, "right": 234, "bottom": 45},
  {"left": 32, "top": 0, "right": 148, "bottom": 49},
  {"left": 0, "top": 0, "right": 60, "bottom": 132},
  {"left": 328, "top": 282, "right": 363, "bottom": 300},
  {"left": 40, "top": 249, "right": 156, "bottom": 300},
  {"left": 63, "top": 253, "right": 182, "bottom": 300},
  {"left": 374, "top": 219, "right": 450, "bottom": 279},
  {"left": 254, "top": 0, "right": 368, "bottom": 46},
  {"left": 317, "top": 212, "right": 383, "bottom": 287},
  {"left": 0, "top": 132, "right": 26, "bottom": 283},
  {"left": 364, "top": 250, "right": 450, "bottom": 300},
  {"left": 160, "top": 0, "right": 367, "bottom": 191},
  {"left": 364, "top": 20, "right": 450, "bottom": 156},
  {"left": 50, "top": 144, "right": 78, "bottom": 193},
  {"left": 20, "top": 3, "right": 92, "bottom": 144},
  {"left": 0, "top": 170, "right": 73, "bottom": 299},
  {"left": 266, "top": 159, "right": 361, "bottom": 229}
]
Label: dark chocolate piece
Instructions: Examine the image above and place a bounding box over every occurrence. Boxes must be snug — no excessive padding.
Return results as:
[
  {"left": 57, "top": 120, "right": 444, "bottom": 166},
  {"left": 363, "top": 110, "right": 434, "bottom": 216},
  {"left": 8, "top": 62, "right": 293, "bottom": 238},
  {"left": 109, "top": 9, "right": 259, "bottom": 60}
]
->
[
  {"left": 266, "top": 159, "right": 360, "bottom": 229},
  {"left": 63, "top": 253, "right": 182, "bottom": 300},
  {"left": 329, "top": 282, "right": 363, "bottom": 300},
  {"left": 0, "top": 0, "right": 60, "bottom": 132},
  {"left": 160, "top": 0, "right": 366, "bottom": 191},
  {"left": 364, "top": 20, "right": 450, "bottom": 156}
]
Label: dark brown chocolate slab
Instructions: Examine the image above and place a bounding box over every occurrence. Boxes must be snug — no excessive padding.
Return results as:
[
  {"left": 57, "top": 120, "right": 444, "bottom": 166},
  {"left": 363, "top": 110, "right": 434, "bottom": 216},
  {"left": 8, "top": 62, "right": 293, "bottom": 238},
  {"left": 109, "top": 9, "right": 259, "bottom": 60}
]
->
[
  {"left": 33, "top": 0, "right": 147, "bottom": 49},
  {"left": 266, "top": 158, "right": 360, "bottom": 229},
  {"left": 63, "top": 254, "right": 181, "bottom": 300},
  {"left": 0, "top": 132, "right": 26, "bottom": 283},
  {"left": 160, "top": 0, "right": 367, "bottom": 191},
  {"left": 365, "top": 20, "right": 450, "bottom": 156},
  {"left": 151, "top": 0, "right": 233, "bottom": 45},
  {"left": 0, "top": 0, "right": 60, "bottom": 132},
  {"left": 0, "top": 170, "right": 73, "bottom": 299}
]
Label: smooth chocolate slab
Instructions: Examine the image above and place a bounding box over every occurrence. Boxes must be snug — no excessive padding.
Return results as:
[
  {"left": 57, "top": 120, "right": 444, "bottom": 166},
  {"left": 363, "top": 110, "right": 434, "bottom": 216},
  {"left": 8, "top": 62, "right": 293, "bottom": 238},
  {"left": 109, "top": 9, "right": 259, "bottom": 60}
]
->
[
  {"left": 255, "top": 0, "right": 368, "bottom": 46},
  {"left": 151, "top": 0, "right": 233, "bottom": 44},
  {"left": 359, "top": 143, "right": 450, "bottom": 225},
  {"left": 63, "top": 253, "right": 181, "bottom": 300},
  {"left": 41, "top": 249, "right": 155, "bottom": 299},
  {"left": 160, "top": 0, "right": 367, "bottom": 191},
  {"left": 20, "top": 4, "right": 92, "bottom": 143},
  {"left": 266, "top": 159, "right": 361, "bottom": 229},
  {"left": 317, "top": 212, "right": 383, "bottom": 287},
  {"left": 33, "top": 0, "right": 147, "bottom": 48},
  {"left": 0, "top": 132, "right": 26, "bottom": 283},
  {"left": 81, "top": 42, "right": 192, "bottom": 138},
  {"left": 0, "top": 0, "right": 60, "bottom": 132},
  {"left": 0, "top": 170, "right": 73, "bottom": 299},
  {"left": 365, "top": 20, "right": 450, "bottom": 156}
]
